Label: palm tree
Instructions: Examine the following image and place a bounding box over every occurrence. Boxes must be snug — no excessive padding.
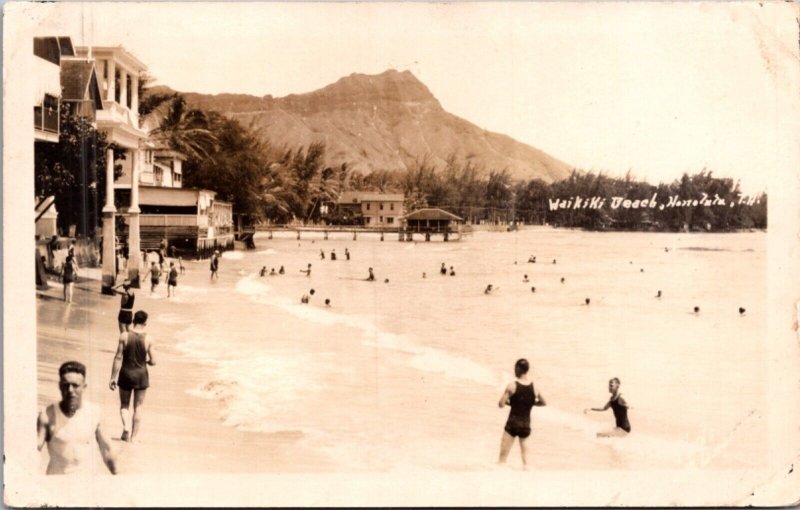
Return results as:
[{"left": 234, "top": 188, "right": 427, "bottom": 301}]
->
[{"left": 148, "top": 94, "right": 217, "bottom": 160}]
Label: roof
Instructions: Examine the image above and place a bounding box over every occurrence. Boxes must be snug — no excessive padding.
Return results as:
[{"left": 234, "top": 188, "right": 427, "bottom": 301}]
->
[
  {"left": 403, "top": 208, "right": 463, "bottom": 222},
  {"left": 154, "top": 148, "right": 188, "bottom": 161},
  {"left": 337, "top": 191, "right": 404, "bottom": 204},
  {"left": 60, "top": 59, "right": 103, "bottom": 110}
]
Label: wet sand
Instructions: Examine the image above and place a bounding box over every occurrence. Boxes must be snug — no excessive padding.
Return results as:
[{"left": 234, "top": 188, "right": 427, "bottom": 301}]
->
[{"left": 36, "top": 271, "right": 331, "bottom": 475}]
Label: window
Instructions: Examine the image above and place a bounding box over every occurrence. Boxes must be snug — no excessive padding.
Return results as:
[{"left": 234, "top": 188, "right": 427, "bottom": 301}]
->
[
  {"left": 387, "top": 217, "right": 394, "bottom": 224},
  {"left": 380, "top": 216, "right": 384, "bottom": 223},
  {"left": 380, "top": 203, "right": 384, "bottom": 210},
  {"left": 366, "top": 203, "right": 371, "bottom": 211},
  {"left": 390, "top": 203, "right": 394, "bottom": 211}
]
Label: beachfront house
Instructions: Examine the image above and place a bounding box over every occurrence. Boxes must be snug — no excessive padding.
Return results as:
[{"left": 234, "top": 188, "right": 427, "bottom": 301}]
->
[
  {"left": 73, "top": 45, "right": 150, "bottom": 292},
  {"left": 34, "top": 37, "right": 72, "bottom": 143},
  {"left": 335, "top": 191, "right": 405, "bottom": 226}
]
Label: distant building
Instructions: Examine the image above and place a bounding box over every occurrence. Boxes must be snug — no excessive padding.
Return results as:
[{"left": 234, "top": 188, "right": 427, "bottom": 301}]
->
[
  {"left": 402, "top": 208, "right": 464, "bottom": 241},
  {"left": 336, "top": 191, "right": 404, "bottom": 226}
]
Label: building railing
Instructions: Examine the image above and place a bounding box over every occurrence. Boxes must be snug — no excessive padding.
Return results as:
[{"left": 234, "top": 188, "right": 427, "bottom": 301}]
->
[{"left": 139, "top": 214, "right": 208, "bottom": 228}]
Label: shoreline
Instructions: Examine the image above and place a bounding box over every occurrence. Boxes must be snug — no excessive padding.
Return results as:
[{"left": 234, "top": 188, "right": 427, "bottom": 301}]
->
[{"left": 36, "top": 270, "right": 333, "bottom": 474}]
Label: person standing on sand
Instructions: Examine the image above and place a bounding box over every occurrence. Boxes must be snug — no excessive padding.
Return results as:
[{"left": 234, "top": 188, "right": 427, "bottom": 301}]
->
[
  {"left": 112, "top": 281, "right": 135, "bottom": 333},
  {"left": 345, "top": 248, "right": 350, "bottom": 261},
  {"left": 584, "top": 377, "right": 631, "bottom": 437},
  {"left": 38, "top": 361, "right": 117, "bottom": 474},
  {"left": 210, "top": 251, "right": 220, "bottom": 280},
  {"left": 109, "top": 311, "right": 156, "bottom": 442},
  {"left": 167, "top": 262, "right": 178, "bottom": 298},
  {"left": 498, "top": 358, "right": 545, "bottom": 468},
  {"left": 60, "top": 254, "right": 79, "bottom": 303}
]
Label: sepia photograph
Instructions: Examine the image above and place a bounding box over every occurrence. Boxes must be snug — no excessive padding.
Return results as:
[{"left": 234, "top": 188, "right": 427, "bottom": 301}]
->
[{"left": 4, "top": 1, "right": 800, "bottom": 506}]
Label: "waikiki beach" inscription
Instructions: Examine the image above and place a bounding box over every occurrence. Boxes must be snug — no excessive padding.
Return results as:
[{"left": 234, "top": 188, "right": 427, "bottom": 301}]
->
[{"left": 548, "top": 193, "right": 762, "bottom": 211}]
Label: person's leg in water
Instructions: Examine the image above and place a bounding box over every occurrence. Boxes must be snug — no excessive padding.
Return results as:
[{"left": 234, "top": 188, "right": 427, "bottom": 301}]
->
[
  {"left": 131, "top": 389, "right": 147, "bottom": 441},
  {"left": 118, "top": 321, "right": 128, "bottom": 334},
  {"left": 119, "top": 388, "right": 132, "bottom": 441},
  {"left": 498, "top": 430, "right": 515, "bottom": 463}
]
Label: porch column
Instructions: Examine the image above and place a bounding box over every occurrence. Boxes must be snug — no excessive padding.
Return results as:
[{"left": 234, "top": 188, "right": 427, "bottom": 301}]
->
[
  {"left": 106, "top": 59, "right": 116, "bottom": 102},
  {"left": 101, "top": 148, "right": 117, "bottom": 294},
  {"left": 127, "top": 149, "right": 142, "bottom": 287},
  {"left": 119, "top": 69, "right": 128, "bottom": 108},
  {"left": 131, "top": 74, "right": 139, "bottom": 125}
]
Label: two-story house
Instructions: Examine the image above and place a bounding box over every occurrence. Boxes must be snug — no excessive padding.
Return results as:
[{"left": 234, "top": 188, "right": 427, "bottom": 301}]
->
[{"left": 336, "top": 191, "right": 405, "bottom": 226}]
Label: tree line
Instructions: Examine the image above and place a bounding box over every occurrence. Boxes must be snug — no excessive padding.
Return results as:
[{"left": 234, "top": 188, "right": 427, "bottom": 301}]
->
[{"left": 35, "top": 87, "right": 767, "bottom": 235}]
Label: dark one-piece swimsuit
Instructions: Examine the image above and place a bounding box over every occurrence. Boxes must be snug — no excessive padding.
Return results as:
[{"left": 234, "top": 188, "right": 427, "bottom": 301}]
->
[
  {"left": 118, "top": 292, "right": 134, "bottom": 325},
  {"left": 504, "top": 382, "right": 535, "bottom": 439}
]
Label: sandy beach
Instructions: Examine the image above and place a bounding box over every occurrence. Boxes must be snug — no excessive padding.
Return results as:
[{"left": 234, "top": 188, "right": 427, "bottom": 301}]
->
[{"left": 36, "top": 265, "right": 332, "bottom": 475}]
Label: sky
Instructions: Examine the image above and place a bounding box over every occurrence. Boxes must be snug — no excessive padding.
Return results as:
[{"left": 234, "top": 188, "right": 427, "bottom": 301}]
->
[{"left": 20, "top": 2, "right": 800, "bottom": 193}]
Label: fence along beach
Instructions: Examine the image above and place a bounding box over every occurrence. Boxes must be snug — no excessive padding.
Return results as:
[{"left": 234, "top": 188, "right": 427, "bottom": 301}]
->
[{"left": 37, "top": 227, "right": 767, "bottom": 473}]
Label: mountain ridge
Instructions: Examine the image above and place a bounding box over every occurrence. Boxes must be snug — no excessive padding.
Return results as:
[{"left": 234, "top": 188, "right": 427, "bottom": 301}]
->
[{"left": 151, "top": 69, "right": 573, "bottom": 182}]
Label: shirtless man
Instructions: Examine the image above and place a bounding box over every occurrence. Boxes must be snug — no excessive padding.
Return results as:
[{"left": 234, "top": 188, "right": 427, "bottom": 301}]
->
[
  {"left": 210, "top": 251, "right": 220, "bottom": 280},
  {"left": 498, "top": 359, "right": 546, "bottom": 468},
  {"left": 166, "top": 262, "right": 178, "bottom": 297},
  {"left": 109, "top": 311, "right": 156, "bottom": 442},
  {"left": 37, "top": 361, "right": 117, "bottom": 474},
  {"left": 584, "top": 377, "right": 631, "bottom": 436}
]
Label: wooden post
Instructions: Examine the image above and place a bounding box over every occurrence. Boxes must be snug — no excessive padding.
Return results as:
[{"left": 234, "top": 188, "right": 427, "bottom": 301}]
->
[{"left": 353, "top": 231, "right": 357, "bottom": 241}]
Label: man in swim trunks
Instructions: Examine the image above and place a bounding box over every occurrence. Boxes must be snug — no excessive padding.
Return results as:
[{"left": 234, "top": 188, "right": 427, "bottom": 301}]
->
[
  {"left": 167, "top": 261, "right": 178, "bottom": 297},
  {"left": 146, "top": 261, "right": 161, "bottom": 294},
  {"left": 498, "top": 358, "right": 545, "bottom": 468},
  {"left": 331, "top": 249, "right": 337, "bottom": 261},
  {"left": 38, "top": 361, "right": 117, "bottom": 474},
  {"left": 112, "top": 281, "right": 135, "bottom": 333},
  {"left": 109, "top": 311, "right": 156, "bottom": 442},
  {"left": 279, "top": 266, "right": 285, "bottom": 275},
  {"left": 440, "top": 263, "right": 447, "bottom": 275},
  {"left": 367, "top": 267, "right": 375, "bottom": 281},
  {"left": 584, "top": 377, "right": 631, "bottom": 436}
]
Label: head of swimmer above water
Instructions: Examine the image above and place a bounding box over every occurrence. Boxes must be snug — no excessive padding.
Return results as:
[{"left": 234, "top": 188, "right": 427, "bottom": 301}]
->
[{"left": 608, "top": 377, "right": 621, "bottom": 394}]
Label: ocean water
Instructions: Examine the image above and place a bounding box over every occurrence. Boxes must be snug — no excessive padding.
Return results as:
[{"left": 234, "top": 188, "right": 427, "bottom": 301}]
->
[{"left": 168, "top": 228, "right": 766, "bottom": 471}]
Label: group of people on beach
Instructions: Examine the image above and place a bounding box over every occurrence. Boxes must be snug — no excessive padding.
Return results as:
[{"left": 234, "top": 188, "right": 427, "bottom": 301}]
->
[
  {"left": 498, "top": 358, "right": 631, "bottom": 468},
  {"left": 38, "top": 308, "right": 156, "bottom": 475}
]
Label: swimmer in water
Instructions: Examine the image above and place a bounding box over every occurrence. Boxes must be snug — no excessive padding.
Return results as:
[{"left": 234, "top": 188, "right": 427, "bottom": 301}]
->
[
  {"left": 325, "top": 299, "right": 331, "bottom": 307},
  {"left": 178, "top": 257, "right": 185, "bottom": 275},
  {"left": 167, "top": 262, "right": 178, "bottom": 298},
  {"left": 560, "top": 277, "right": 565, "bottom": 284},
  {"left": 260, "top": 266, "right": 267, "bottom": 277},
  {"left": 422, "top": 272, "right": 427, "bottom": 279},
  {"left": 523, "top": 275, "right": 529, "bottom": 283},
  {"left": 739, "top": 307, "right": 746, "bottom": 316},
  {"left": 498, "top": 358, "right": 546, "bottom": 468},
  {"left": 269, "top": 268, "right": 277, "bottom": 276},
  {"left": 693, "top": 306, "right": 700, "bottom": 314},
  {"left": 279, "top": 266, "right": 285, "bottom": 275},
  {"left": 384, "top": 278, "right": 390, "bottom": 284},
  {"left": 440, "top": 263, "right": 447, "bottom": 276},
  {"left": 656, "top": 290, "right": 662, "bottom": 298},
  {"left": 331, "top": 249, "right": 337, "bottom": 261},
  {"left": 366, "top": 268, "right": 375, "bottom": 282},
  {"left": 300, "top": 263, "right": 312, "bottom": 277},
  {"left": 553, "top": 259, "right": 557, "bottom": 264},
  {"left": 449, "top": 266, "right": 456, "bottom": 276},
  {"left": 345, "top": 248, "right": 350, "bottom": 261},
  {"left": 640, "top": 268, "right": 644, "bottom": 273},
  {"left": 585, "top": 298, "right": 590, "bottom": 305},
  {"left": 584, "top": 377, "right": 631, "bottom": 437},
  {"left": 146, "top": 261, "right": 162, "bottom": 294},
  {"left": 531, "top": 286, "right": 536, "bottom": 293},
  {"left": 320, "top": 249, "right": 325, "bottom": 260},
  {"left": 485, "top": 284, "right": 493, "bottom": 295}
]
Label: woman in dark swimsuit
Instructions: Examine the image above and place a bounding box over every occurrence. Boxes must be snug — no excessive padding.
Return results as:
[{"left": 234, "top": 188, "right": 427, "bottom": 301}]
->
[
  {"left": 112, "top": 281, "right": 135, "bottom": 333},
  {"left": 498, "top": 358, "right": 546, "bottom": 468},
  {"left": 61, "top": 255, "right": 79, "bottom": 303}
]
